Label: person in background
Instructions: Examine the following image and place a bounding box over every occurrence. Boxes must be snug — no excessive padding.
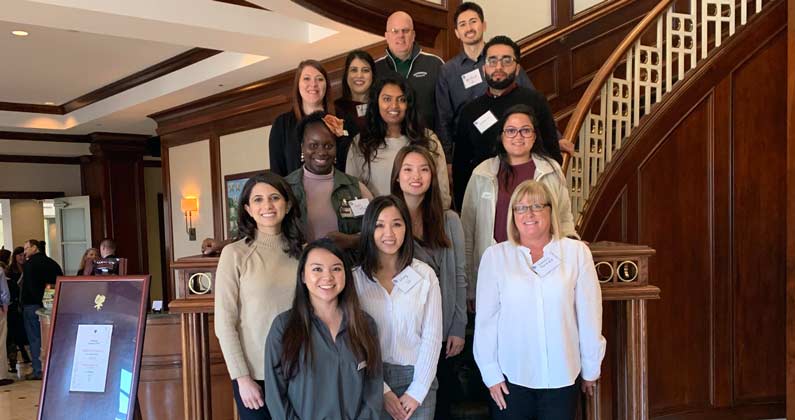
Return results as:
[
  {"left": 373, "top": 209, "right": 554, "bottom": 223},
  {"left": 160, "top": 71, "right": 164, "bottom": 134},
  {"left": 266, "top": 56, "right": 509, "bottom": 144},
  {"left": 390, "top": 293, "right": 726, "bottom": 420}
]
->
[
  {"left": 346, "top": 75, "right": 451, "bottom": 209},
  {"left": 264, "top": 239, "right": 383, "bottom": 419},
  {"left": 21, "top": 239, "right": 63, "bottom": 380},
  {"left": 270, "top": 60, "right": 348, "bottom": 176},
  {"left": 77, "top": 247, "right": 99, "bottom": 275},
  {"left": 285, "top": 111, "right": 373, "bottom": 252},
  {"left": 353, "top": 195, "right": 442, "bottom": 420},
  {"left": 0, "top": 266, "right": 12, "bottom": 386},
  {"left": 5, "top": 247, "right": 30, "bottom": 373},
  {"left": 375, "top": 11, "right": 444, "bottom": 138},
  {"left": 474, "top": 180, "right": 605, "bottom": 419},
  {"left": 461, "top": 104, "right": 577, "bottom": 311},
  {"left": 99, "top": 238, "right": 117, "bottom": 258},
  {"left": 214, "top": 171, "right": 305, "bottom": 420},
  {"left": 435, "top": 2, "right": 536, "bottom": 167},
  {"left": 335, "top": 50, "right": 377, "bottom": 140},
  {"left": 390, "top": 145, "right": 467, "bottom": 419},
  {"left": 453, "top": 35, "right": 565, "bottom": 210}
]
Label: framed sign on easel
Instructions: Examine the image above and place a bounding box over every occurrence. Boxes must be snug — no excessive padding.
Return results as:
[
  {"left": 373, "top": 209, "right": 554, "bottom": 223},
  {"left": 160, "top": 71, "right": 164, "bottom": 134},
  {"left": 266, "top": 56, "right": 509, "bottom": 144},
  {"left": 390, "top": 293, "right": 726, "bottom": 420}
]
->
[{"left": 38, "top": 275, "right": 150, "bottom": 420}]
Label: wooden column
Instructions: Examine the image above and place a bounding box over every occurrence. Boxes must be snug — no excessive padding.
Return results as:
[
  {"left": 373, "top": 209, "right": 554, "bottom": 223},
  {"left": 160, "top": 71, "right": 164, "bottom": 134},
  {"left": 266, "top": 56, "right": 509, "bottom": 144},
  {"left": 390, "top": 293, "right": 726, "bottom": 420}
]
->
[
  {"left": 786, "top": 0, "right": 795, "bottom": 416},
  {"left": 80, "top": 134, "right": 151, "bottom": 274},
  {"left": 170, "top": 299, "right": 214, "bottom": 420}
]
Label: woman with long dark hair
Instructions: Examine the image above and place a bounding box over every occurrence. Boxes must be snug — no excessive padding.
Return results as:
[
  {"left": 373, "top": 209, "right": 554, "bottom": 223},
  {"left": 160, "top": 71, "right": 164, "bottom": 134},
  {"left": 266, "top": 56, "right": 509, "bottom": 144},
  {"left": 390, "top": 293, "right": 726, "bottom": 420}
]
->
[
  {"left": 390, "top": 145, "right": 467, "bottom": 419},
  {"left": 335, "top": 50, "right": 376, "bottom": 139},
  {"left": 270, "top": 60, "right": 345, "bottom": 176},
  {"left": 353, "top": 195, "right": 443, "bottom": 420},
  {"left": 461, "top": 104, "right": 577, "bottom": 309},
  {"left": 214, "top": 171, "right": 305, "bottom": 420},
  {"left": 5, "top": 246, "right": 30, "bottom": 372},
  {"left": 264, "top": 239, "right": 383, "bottom": 419},
  {"left": 346, "top": 75, "right": 451, "bottom": 208}
]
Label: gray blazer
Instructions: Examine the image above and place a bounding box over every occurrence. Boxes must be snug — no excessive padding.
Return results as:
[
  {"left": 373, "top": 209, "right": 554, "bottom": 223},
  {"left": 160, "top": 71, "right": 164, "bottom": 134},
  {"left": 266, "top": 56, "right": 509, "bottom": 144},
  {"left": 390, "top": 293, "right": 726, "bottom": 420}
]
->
[{"left": 414, "top": 210, "right": 468, "bottom": 339}]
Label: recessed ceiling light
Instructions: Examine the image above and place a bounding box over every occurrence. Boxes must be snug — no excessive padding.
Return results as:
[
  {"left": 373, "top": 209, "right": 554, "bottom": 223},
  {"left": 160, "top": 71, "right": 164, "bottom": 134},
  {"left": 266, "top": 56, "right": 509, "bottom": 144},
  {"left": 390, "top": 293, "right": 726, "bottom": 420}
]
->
[
  {"left": 44, "top": 102, "right": 55, "bottom": 105},
  {"left": 218, "top": 84, "right": 225, "bottom": 87},
  {"left": 11, "top": 30, "right": 29, "bottom": 37}
]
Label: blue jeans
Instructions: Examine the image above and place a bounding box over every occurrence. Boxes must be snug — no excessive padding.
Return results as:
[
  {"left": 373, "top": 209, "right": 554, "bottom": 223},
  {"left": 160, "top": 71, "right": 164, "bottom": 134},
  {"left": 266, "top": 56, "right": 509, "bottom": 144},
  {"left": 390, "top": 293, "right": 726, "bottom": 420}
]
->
[{"left": 22, "top": 305, "right": 42, "bottom": 375}]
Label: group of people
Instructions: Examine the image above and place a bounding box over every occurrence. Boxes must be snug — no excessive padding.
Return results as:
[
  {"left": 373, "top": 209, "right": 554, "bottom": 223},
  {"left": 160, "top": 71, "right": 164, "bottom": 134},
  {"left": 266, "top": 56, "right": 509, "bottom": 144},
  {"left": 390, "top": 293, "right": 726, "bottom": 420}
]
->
[
  {"left": 215, "top": 3, "right": 605, "bottom": 420},
  {"left": 0, "top": 237, "right": 118, "bottom": 386}
]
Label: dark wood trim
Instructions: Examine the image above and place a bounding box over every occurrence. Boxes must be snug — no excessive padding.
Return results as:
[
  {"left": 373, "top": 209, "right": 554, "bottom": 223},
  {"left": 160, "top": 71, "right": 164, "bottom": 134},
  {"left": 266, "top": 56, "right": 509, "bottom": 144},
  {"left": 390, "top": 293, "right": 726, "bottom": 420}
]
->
[
  {"left": 161, "top": 146, "right": 176, "bottom": 310},
  {"left": 0, "top": 131, "right": 92, "bottom": 143},
  {"left": 142, "top": 160, "right": 162, "bottom": 168},
  {"left": 0, "top": 48, "right": 220, "bottom": 115},
  {"left": 0, "top": 191, "right": 65, "bottom": 199},
  {"left": 209, "top": 136, "right": 224, "bottom": 241},
  {"left": 63, "top": 48, "right": 222, "bottom": 114},
  {"left": 213, "top": 0, "right": 269, "bottom": 10},
  {"left": 0, "top": 154, "right": 82, "bottom": 165},
  {"left": 290, "top": 0, "right": 446, "bottom": 47},
  {"left": 786, "top": 0, "right": 795, "bottom": 415},
  {"left": 0, "top": 102, "right": 63, "bottom": 114},
  {"left": 157, "top": 193, "right": 170, "bottom": 305}
]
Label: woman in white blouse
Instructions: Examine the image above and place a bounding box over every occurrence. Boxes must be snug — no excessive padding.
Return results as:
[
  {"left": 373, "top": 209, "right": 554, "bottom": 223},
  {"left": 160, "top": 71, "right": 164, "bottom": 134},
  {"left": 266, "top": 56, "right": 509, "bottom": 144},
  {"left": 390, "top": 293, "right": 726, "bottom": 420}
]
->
[
  {"left": 353, "top": 195, "right": 443, "bottom": 420},
  {"left": 473, "top": 180, "right": 605, "bottom": 419}
]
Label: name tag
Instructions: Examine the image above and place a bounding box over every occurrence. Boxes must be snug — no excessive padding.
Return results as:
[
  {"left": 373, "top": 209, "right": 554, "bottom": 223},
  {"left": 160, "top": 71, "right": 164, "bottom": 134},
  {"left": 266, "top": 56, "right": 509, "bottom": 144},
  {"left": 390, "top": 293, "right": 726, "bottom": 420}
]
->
[
  {"left": 357, "top": 361, "right": 367, "bottom": 371},
  {"left": 531, "top": 253, "right": 561, "bottom": 277},
  {"left": 481, "top": 191, "right": 493, "bottom": 200},
  {"left": 473, "top": 110, "right": 498, "bottom": 134},
  {"left": 393, "top": 266, "right": 422, "bottom": 293},
  {"left": 356, "top": 103, "right": 368, "bottom": 117},
  {"left": 349, "top": 198, "right": 370, "bottom": 217},
  {"left": 461, "top": 68, "right": 483, "bottom": 89}
]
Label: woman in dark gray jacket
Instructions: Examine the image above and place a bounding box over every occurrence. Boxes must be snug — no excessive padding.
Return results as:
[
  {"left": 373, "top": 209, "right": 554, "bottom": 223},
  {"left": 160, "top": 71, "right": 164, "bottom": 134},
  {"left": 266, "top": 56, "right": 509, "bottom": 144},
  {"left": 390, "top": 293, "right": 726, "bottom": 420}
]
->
[{"left": 390, "top": 144, "right": 467, "bottom": 419}]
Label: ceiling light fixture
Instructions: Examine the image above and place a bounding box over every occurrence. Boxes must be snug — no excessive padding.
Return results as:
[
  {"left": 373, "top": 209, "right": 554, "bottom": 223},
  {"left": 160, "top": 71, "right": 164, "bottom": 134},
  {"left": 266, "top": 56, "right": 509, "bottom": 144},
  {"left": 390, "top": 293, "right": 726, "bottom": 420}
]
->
[
  {"left": 11, "top": 30, "right": 29, "bottom": 37},
  {"left": 44, "top": 102, "right": 55, "bottom": 105}
]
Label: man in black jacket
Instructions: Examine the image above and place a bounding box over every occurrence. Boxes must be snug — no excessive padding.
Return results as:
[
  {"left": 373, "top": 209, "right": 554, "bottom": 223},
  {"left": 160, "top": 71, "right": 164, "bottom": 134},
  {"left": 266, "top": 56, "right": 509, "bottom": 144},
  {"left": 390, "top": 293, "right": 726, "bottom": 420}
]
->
[
  {"left": 21, "top": 239, "right": 62, "bottom": 380},
  {"left": 375, "top": 11, "right": 444, "bottom": 141}
]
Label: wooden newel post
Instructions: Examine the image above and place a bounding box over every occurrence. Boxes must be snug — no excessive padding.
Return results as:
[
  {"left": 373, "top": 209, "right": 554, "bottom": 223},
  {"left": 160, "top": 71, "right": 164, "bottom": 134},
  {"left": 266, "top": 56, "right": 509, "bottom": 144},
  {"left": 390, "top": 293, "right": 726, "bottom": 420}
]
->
[{"left": 586, "top": 242, "right": 660, "bottom": 420}]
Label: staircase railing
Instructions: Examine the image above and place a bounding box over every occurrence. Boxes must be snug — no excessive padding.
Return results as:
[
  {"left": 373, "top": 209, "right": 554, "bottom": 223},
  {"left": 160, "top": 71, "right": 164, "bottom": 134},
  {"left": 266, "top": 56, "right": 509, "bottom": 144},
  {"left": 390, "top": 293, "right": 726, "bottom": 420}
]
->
[{"left": 562, "top": 0, "right": 768, "bottom": 226}]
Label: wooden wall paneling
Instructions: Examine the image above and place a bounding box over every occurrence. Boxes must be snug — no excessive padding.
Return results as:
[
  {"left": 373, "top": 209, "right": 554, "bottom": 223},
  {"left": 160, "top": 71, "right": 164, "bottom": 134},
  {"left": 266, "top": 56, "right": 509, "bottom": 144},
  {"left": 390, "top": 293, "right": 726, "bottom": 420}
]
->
[
  {"left": 161, "top": 146, "right": 176, "bottom": 308},
  {"left": 576, "top": 3, "right": 788, "bottom": 417},
  {"left": 569, "top": 18, "right": 640, "bottom": 89},
  {"left": 787, "top": 0, "right": 795, "bottom": 415},
  {"left": 209, "top": 135, "right": 224, "bottom": 241},
  {"left": 730, "top": 30, "right": 787, "bottom": 404},
  {"left": 106, "top": 158, "right": 149, "bottom": 274},
  {"left": 208, "top": 316, "right": 235, "bottom": 420},
  {"left": 639, "top": 95, "right": 714, "bottom": 416},
  {"left": 139, "top": 315, "right": 184, "bottom": 420}
]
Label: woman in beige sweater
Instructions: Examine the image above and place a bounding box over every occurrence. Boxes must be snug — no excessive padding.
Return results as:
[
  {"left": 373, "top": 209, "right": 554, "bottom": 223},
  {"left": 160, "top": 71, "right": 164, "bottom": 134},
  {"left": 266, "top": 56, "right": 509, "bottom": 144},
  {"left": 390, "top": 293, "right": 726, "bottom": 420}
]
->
[{"left": 214, "top": 171, "right": 305, "bottom": 420}]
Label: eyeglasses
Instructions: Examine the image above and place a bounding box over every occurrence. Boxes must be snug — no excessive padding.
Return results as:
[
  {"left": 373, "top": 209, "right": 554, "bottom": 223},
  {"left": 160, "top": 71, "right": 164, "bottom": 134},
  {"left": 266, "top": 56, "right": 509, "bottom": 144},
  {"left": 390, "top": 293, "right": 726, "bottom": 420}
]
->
[
  {"left": 388, "top": 28, "right": 413, "bottom": 35},
  {"left": 502, "top": 127, "right": 535, "bottom": 138},
  {"left": 486, "top": 56, "right": 516, "bottom": 67},
  {"left": 513, "top": 203, "right": 550, "bottom": 214}
]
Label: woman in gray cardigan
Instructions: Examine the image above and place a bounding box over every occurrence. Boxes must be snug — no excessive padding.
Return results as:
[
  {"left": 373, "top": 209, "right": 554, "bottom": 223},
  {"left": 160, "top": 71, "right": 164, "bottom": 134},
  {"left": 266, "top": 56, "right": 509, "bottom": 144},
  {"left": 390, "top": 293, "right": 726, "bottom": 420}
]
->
[{"left": 390, "top": 144, "right": 467, "bottom": 419}]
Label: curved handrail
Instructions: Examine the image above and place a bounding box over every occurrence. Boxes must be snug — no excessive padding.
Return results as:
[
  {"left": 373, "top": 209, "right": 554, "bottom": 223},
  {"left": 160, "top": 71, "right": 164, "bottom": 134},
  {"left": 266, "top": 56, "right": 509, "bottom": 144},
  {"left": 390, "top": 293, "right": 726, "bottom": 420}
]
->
[
  {"left": 561, "top": 0, "right": 676, "bottom": 173},
  {"left": 561, "top": 0, "right": 767, "bottom": 223}
]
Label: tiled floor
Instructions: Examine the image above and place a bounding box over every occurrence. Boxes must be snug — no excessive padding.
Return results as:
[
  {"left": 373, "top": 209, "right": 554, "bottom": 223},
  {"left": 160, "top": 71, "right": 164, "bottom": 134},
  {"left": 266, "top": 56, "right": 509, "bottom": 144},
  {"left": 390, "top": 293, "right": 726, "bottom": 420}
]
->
[{"left": 1, "top": 364, "right": 41, "bottom": 420}]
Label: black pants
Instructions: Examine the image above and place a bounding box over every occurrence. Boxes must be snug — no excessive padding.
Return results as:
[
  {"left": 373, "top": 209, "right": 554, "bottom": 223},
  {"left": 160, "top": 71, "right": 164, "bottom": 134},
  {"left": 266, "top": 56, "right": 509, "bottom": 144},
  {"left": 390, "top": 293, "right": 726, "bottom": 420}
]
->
[
  {"left": 232, "top": 378, "right": 271, "bottom": 420},
  {"left": 489, "top": 380, "right": 578, "bottom": 420},
  {"left": 434, "top": 343, "right": 463, "bottom": 420}
]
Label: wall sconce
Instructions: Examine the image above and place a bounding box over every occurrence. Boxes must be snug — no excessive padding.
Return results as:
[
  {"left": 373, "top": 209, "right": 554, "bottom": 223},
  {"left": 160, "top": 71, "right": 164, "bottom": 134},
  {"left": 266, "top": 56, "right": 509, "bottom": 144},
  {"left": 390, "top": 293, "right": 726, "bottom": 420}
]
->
[{"left": 181, "top": 197, "right": 198, "bottom": 241}]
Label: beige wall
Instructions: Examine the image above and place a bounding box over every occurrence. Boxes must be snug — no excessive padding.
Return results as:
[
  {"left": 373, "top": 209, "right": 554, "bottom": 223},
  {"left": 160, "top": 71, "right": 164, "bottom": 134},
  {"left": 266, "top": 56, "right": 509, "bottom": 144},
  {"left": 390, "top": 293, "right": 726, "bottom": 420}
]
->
[
  {"left": 144, "top": 166, "right": 163, "bottom": 302},
  {"left": 574, "top": 0, "right": 608, "bottom": 14},
  {"left": 10, "top": 199, "right": 44, "bottom": 247},
  {"left": 0, "top": 140, "right": 89, "bottom": 156},
  {"left": 169, "top": 140, "right": 213, "bottom": 259},
  {"left": 478, "top": 0, "right": 552, "bottom": 43},
  {"left": 2, "top": 162, "right": 82, "bottom": 196},
  {"left": 219, "top": 126, "right": 271, "bottom": 239}
]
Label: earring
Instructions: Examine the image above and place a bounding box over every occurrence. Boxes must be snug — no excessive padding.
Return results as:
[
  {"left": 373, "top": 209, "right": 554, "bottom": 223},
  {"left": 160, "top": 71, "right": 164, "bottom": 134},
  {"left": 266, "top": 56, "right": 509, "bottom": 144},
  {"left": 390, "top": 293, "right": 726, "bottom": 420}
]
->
[{"left": 300, "top": 152, "right": 305, "bottom": 162}]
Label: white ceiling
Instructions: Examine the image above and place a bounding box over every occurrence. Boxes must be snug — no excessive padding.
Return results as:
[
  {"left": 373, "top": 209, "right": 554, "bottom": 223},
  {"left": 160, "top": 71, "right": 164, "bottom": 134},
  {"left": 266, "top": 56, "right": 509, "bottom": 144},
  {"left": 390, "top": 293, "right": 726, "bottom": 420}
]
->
[{"left": 0, "top": 0, "right": 382, "bottom": 135}]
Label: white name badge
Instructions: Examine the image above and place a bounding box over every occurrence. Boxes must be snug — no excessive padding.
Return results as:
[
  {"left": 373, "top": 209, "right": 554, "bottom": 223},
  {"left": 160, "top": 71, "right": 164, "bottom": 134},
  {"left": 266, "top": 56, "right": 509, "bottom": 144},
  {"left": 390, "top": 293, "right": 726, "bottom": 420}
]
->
[
  {"left": 531, "top": 253, "right": 561, "bottom": 277},
  {"left": 393, "top": 266, "right": 422, "bottom": 293},
  {"left": 473, "top": 110, "right": 498, "bottom": 134},
  {"left": 461, "top": 68, "right": 483, "bottom": 89},
  {"left": 348, "top": 198, "right": 370, "bottom": 217},
  {"left": 356, "top": 103, "right": 368, "bottom": 117},
  {"left": 357, "top": 361, "right": 367, "bottom": 371}
]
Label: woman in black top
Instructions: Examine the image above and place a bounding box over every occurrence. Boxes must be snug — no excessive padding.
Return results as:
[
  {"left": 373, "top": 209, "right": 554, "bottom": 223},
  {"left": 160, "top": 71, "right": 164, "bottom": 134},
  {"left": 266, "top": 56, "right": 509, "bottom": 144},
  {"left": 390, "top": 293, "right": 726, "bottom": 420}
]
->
[
  {"left": 265, "top": 239, "right": 383, "bottom": 419},
  {"left": 5, "top": 247, "right": 31, "bottom": 370},
  {"left": 334, "top": 50, "right": 376, "bottom": 139},
  {"left": 269, "top": 59, "right": 333, "bottom": 176}
]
